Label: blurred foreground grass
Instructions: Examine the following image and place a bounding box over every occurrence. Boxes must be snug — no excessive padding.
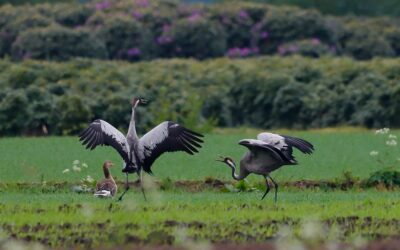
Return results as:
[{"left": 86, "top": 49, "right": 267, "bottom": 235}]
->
[{"left": 0, "top": 190, "right": 399, "bottom": 248}]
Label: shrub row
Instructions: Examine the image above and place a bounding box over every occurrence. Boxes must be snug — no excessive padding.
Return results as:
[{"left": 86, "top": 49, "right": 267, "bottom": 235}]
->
[
  {"left": 242, "top": 0, "right": 400, "bottom": 17},
  {"left": 0, "top": 56, "right": 400, "bottom": 135},
  {"left": 0, "top": 0, "right": 400, "bottom": 61}
]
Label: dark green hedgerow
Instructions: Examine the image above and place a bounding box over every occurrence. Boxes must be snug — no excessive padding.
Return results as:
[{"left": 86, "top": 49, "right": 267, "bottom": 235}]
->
[
  {"left": 0, "top": 0, "right": 400, "bottom": 61},
  {"left": 0, "top": 56, "right": 400, "bottom": 135}
]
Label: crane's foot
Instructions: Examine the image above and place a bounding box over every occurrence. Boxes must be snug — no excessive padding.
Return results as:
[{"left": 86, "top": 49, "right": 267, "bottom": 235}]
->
[
  {"left": 141, "top": 185, "right": 147, "bottom": 201},
  {"left": 268, "top": 175, "right": 278, "bottom": 203},
  {"left": 117, "top": 173, "right": 130, "bottom": 202},
  {"left": 117, "top": 186, "right": 130, "bottom": 202},
  {"left": 139, "top": 170, "right": 147, "bottom": 201},
  {"left": 261, "top": 175, "right": 270, "bottom": 200}
]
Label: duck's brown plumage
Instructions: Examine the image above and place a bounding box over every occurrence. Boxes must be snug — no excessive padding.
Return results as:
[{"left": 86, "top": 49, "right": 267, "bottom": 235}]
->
[{"left": 95, "top": 161, "right": 117, "bottom": 196}]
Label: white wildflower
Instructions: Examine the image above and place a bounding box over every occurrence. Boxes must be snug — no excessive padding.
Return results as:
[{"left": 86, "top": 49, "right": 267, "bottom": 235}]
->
[
  {"left": 73, "top": 160, "right": 80, "bottom": 165},
  {"left": 300, "top": 219, "right": 325, "bottom": 241},
  {"left": 375, "top": 128, "right": 390, "bottom": 135},
  {"left": 386, "top": 139, "right": 397, "bottom": 146},
  {"left": 82, "top": 163, "right": 88, "bottom": 168},
  {"left": 62, "top": 168, "right": 70, "bottom": 174},
  {"left": 72, "top": 165, "right": 81, "bottom": 172},
  {"left": 369, "top": 151, "right": 379, "bottom": 156},
  {"left": 388, "top": 134, "right": 397, "bottom": 139},
  {"left": 86, "top": 175, "right": 94, "bottom": 183}
]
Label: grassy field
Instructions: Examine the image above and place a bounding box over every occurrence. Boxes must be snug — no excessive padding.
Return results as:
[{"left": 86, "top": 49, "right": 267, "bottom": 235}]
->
[
  {"left": 0, "top": 190, "right": 399, "bottom": 249},
  {"left": 0, "top": 128, "right": 399, "bottom": 249},
  {"left": 0, "top": 128, "right": 397, "bottom": 183}
]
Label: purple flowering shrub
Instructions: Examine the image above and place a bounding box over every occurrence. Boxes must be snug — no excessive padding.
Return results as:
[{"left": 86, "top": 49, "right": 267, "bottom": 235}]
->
[
  {"left": 277, "top": 39, "right": 334, "bottom": 58},
  {"left": 11, "top": 25, "right": 107, "bottom": 60},
  {"left": 53, "top": 4, "right": 95, "bottom": 27},
  {"left": 165, "top": 17, "right": 227, "bottom": 59},
  {"left": 1, "top": 0, "right": 400, "bottom": 61},
  {"left": 0, "top": 13, "right": 52, "bottom": 56},
  {"left": 343, "top": 23, "right": 395, "bottom": 60},
  {"left": 256, "top": 8, "right": 334, "bottom": 53},
  {"left": 386, "top": 28, "right": 400, "bottom": 55},
  {"left": 226, "top": 47, "right": 259, "bottom": 58},
  {"left": 210, "top": 7, "right": 256, "bottom": 48},
  {"left": 95, "top": 15, "right": 155, "bottom": 60}
]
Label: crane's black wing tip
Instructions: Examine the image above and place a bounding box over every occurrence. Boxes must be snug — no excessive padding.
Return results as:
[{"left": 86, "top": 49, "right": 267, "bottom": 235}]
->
[
  {"left": 282, "top": 135, "right": 314, "bottom": 154},
  {"left": 182, "top": 127, "right": 204, "bottom": 138}
]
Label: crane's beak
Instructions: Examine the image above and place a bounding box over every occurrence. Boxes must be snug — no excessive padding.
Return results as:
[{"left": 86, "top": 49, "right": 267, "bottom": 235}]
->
[
  {"left": 215, "top": 155, "right": 225, "bottom": 162},
  {"left": 139, "top": 98, "right": 148, "bottom": 104}
]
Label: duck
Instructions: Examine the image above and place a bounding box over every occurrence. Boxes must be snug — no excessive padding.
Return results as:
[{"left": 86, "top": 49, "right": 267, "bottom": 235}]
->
[{"left": 94, "top": 160, "right": 117, "bottom": 198}]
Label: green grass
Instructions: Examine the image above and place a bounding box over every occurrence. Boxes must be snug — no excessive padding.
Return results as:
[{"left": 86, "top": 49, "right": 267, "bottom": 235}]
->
[
  {"left": 0, "top": 128, "right": 397, "bottom": 183},
  {"left": 0, "top": 190, "right": 399, "bottom": 248},
  {"left": 0, "top": 129, "right": 399, "bottom": 248}
]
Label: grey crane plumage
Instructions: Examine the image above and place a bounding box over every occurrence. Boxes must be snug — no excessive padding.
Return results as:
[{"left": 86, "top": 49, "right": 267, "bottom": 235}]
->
[
  {"left": 79, "top": 97, "right": 204, "bottom": 201},
  {"left": 217, "top": 132, "right": 314, "bottom": 202}
]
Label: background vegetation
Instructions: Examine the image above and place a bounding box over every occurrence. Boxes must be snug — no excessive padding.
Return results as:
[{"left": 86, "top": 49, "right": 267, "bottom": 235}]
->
[
  {"left": 239, "top": 0, "right": 400, "bottom": 17},
  {"left": 0, "top": 57, "right": 399, "bottom": 135},
  {"left": 2, "top": 0, "right": 400, "bottom": 17},
  {"left": 1, "top": 0, "right": 400, "bottom": 61}
]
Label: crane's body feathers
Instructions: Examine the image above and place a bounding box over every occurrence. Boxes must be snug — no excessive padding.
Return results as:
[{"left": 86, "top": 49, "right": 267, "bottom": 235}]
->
[
  {"left": 239, "top": 139, "right": 289, "bottom": 164},
  {"left": 256, "top": 132, "right": 314, "bottom": 163},
  {"left": 220, "top": 132, "right": 314, "bottom": 201}
]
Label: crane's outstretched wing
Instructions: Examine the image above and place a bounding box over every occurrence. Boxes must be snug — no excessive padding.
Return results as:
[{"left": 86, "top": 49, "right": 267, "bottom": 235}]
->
[
  {"left": 238, "top": 139, "right": 293, "bottom": 163},
  {"left": 257, "top": 132, "right": 314, "bottom": 161},
  {"left": 281, "top": 135, "right": 314, "bottom": 154},
  {"left": 138, "top": 121, "right": 204, "bottom": 174},
  {"left": 79, "top": 119, "right": 130, "bottom": 163}
]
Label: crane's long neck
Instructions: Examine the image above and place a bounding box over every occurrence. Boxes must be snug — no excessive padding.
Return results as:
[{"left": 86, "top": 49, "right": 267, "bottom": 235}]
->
[
  {"left": 226, "top": 160, "right": 246, "bottom": 181},
  {"left": 127, "top": 106, "right": 139, "bottom": 143}
]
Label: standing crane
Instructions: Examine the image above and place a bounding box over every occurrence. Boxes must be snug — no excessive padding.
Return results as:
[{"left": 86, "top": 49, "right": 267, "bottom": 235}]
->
[
  {"left": 79, "top": 97, "right": 204, "bottom": 201},
  {"left": 216, "top": 132, "right": 314, "bottom": 202}
]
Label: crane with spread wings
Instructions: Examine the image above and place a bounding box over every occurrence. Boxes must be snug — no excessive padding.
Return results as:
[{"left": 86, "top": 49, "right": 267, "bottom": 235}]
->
[{"left": 79, "top": 97, "right": 204, "bottom": 201}]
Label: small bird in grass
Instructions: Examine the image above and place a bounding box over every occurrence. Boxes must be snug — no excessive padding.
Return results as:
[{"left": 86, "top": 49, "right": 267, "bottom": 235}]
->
[
  {"left": 94, "top": 160, "right": 117, "bottom": 198},
  {"left": 216, "top": 132, "right": 314, "bottom": 202}
]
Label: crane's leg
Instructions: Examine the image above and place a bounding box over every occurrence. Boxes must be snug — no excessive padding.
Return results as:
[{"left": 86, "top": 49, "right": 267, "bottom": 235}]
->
[
  {"left": 117, "top": 173, "right": 130, "bottom": 201},
  {"left": 139, "top": 170, "right": 147, "bottom": 201},
  {"left": 261, "top": 175, "right": 271, "bottom": 200},
  {"left": 268, "top": 175, "right": 279, "bottom": 203}
]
